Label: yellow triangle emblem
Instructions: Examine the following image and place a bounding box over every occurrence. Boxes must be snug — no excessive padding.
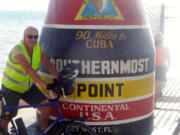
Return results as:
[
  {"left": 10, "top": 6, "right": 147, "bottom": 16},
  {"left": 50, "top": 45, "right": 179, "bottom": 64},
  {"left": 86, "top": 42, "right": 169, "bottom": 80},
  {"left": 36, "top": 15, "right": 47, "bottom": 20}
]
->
[{"left": 75, "top": 0, "right": 124, "bottom": 21}]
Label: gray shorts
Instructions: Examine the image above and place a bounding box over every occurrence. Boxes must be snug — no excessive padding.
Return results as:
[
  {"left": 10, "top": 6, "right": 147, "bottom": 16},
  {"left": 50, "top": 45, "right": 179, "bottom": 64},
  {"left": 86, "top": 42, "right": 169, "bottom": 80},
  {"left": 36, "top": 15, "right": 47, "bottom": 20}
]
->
[{"left": 1, "top": 84, "right": 47, "bottom": 119}]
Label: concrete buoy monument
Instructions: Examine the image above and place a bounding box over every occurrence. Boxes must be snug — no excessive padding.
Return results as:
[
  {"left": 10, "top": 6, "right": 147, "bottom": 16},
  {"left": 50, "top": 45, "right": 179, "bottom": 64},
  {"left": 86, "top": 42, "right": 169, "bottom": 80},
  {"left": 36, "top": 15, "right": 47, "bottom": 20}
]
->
[{"left": 37, "top": 0, "right": 155, "bottom": 134}]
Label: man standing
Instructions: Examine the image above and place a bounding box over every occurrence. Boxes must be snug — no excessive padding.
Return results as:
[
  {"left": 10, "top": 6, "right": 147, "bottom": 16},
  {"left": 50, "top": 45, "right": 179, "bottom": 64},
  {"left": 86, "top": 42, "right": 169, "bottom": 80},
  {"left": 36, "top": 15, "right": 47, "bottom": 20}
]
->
[{"left": 154, "top": 32, "right": 170, "bottom": 104}]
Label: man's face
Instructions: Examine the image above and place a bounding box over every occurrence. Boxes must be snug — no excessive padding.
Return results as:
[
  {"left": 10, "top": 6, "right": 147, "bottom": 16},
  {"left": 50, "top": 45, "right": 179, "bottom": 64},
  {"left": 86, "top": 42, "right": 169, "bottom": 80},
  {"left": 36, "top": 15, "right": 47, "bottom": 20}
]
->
[{"left": 24, "top": 29, "right": 39, "bottom": 48}]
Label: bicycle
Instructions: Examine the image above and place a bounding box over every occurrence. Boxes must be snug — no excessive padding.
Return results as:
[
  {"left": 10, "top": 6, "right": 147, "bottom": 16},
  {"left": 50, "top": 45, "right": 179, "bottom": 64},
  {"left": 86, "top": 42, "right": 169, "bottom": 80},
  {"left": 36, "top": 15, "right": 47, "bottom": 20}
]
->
[{"left": 0, "top": 63, "right": 96, "bottom": 135}]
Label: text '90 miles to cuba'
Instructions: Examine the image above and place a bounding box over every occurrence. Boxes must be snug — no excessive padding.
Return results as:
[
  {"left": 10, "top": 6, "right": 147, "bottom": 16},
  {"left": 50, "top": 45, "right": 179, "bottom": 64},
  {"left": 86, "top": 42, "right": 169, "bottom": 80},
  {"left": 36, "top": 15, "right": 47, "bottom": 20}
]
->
[{"left": 75, "top": 31, "right": 127, "bottom": 49}]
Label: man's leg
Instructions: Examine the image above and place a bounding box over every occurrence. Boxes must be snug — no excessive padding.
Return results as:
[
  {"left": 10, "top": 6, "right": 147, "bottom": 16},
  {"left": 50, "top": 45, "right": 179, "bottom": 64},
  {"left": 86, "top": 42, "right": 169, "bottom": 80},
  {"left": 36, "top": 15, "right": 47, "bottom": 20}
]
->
[
  {"left": 155, "top": 80, "right": 162, "bottom": 103},
  {"left": 38, "top": 100, "right": 50, "bottom": 130},
  {"left": 22, "top": 85, "right": 49, "bottom": 131},
  {"left": 0, "top": 85, "right": 21, "bottom": 131},
  {"left": 0, "top": 120, "right": 10, "bottom": 131}
]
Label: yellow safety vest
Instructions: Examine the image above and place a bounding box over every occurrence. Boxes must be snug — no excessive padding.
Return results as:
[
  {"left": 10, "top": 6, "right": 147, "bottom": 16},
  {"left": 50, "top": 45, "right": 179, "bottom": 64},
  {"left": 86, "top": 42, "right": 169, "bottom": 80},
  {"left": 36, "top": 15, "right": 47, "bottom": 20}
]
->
[{"left": 2, "top": 42, "right": 41, "bottom": 93}]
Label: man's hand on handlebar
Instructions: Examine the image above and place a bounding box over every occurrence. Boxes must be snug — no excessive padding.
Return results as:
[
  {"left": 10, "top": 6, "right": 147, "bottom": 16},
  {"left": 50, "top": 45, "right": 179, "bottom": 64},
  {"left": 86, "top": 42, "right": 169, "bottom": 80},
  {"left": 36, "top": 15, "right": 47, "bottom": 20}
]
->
[{"left": 46, "top": 79, "right": 59, "bottom": 91}]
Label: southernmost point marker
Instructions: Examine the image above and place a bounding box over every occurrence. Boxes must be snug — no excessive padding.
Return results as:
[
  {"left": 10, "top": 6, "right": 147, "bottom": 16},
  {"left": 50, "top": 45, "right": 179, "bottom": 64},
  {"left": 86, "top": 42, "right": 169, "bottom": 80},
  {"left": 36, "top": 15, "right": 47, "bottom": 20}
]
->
[{"left": 37, "top": 0, "right": 155, "bottom": 134}]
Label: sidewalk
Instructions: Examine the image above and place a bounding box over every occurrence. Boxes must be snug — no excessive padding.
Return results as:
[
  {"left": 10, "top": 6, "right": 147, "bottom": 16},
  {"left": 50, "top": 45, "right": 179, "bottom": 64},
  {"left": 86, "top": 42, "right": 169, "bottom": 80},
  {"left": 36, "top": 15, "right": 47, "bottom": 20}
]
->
[{"left": 151, "top": 78, "right": 180, "bottom": 135}]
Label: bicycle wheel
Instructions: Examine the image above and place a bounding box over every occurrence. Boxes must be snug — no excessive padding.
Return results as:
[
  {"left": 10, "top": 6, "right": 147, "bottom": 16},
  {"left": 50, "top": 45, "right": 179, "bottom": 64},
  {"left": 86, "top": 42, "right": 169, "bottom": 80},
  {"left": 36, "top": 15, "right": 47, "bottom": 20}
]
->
[
  {"left": 49, "top": 121, "right": 96, "bottom": 135},
  {"left": 15, "top": 118, "right": 28, "bottom": 135},
  {"left": 0, "top": 126, "right": 9, "bottom": 135}
]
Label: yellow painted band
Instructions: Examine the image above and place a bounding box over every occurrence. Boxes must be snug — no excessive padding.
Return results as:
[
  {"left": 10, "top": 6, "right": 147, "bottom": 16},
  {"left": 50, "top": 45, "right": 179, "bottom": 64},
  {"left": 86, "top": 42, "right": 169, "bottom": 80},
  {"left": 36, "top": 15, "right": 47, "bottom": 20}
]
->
[{"left": 39, "top": 73, "right": 154, "bottom": 100}]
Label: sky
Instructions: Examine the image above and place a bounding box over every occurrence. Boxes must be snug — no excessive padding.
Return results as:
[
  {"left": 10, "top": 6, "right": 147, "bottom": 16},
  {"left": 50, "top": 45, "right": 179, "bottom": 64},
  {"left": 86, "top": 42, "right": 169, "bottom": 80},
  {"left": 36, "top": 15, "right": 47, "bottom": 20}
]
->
[
  {"left": 0, "top": 0, "right": 180, "bottom": 11},
  {"left": 0, "top": 0, "right": 49, "bottom": 11}
]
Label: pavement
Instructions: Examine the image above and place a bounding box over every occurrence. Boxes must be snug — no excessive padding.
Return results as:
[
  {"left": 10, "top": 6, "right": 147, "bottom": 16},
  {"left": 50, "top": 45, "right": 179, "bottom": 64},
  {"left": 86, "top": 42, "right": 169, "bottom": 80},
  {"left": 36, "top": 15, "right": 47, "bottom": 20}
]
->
[{"left": 151, "top": 78, "right": 180, "bottom": 135}]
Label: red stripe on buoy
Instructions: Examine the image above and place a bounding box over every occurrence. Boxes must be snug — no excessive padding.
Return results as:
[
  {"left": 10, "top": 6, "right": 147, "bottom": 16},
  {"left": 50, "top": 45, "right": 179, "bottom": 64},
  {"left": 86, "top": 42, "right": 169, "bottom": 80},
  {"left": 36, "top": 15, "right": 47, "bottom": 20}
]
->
[
  {"left": 45, "top": 0, "right": 146, "bottom": 25},
  {"left": 49, "top": 96, "right": 153, "bottom": 122}
]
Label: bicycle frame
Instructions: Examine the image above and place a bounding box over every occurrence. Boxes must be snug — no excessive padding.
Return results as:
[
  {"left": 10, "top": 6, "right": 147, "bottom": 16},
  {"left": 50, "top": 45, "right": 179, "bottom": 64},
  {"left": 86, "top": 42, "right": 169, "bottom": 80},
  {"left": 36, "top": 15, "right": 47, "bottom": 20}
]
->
[{"left": 0, "top": 99, "right": 65, "bottom": 135}]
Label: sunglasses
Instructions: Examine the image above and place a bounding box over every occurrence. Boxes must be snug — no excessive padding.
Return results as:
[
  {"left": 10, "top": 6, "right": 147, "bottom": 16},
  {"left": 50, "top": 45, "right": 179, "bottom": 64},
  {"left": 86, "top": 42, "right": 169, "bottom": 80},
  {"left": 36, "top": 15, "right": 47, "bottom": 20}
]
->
[{"left": 26, "top": 35, "right": 39, "bottom": 39}]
